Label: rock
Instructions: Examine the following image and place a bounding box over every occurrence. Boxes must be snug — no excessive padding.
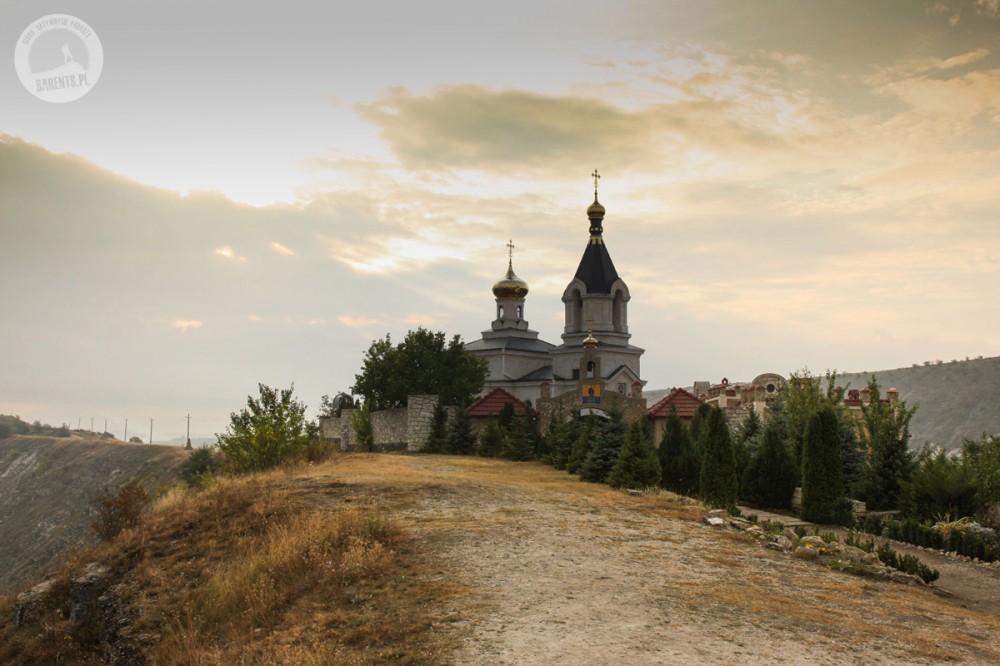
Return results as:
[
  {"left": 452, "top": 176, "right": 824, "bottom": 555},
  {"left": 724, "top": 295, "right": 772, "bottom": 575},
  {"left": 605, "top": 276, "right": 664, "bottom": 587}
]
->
[
  {"left": 745, "top": 525, "right": 764, "bottom": 535},
  {"left": 704, "top": 516, "right": 725, "bottom": 527},
  {"left": 625, "top": 489, "right": 642, "bottom": 496},
  {"left": 791, "top": 487, "right": 802, "bottom": 512},
  {"left": 705, "top": 509, "right": 728, "bottom": 519},
  {"left": 782, "top": 527, "right": 800, "bottom": 542},
  {"left": 862, "top": 552, "right": 881, "bottom": 565},
  {"left": 13, "top": 579, "right": 55, "bottom": 627},
  {"left": 889, "top": 571, "right": 926, "bottom": 586},
  {"left": 69, "top": 563, "right": 110, "bottom": 622},
  {"left": 839, "top": 545, "right": 867, "bottom": 563},
  {"left": 774, "top": 536, "right": 793, "bottom": 550},
  {"left": 799, "top": 535, "right": 827, "bottom": 549},
  {"left": 793, "top": 546, "right": 819, "bottom": 560},
  {"left": 766, "top": 542, "right": 786, "bottom": 551}
]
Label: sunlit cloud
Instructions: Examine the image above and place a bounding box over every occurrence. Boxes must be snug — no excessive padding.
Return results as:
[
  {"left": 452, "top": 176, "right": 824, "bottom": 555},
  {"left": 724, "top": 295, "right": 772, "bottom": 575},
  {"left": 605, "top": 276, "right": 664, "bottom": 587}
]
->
[
  {"left": 171, "top": 319, "right": 203, "bottom": 332},
  {"left": 338, "top": 315, "right": 378, "bottom": 328},
  {"left": 247, "top": 314, "right": 262, "bottom": 322},
  {"left": 270, "top": 241, "right": 297, "bottom": 256},
  {"left": 306, "top": 318, "right": 326, "bottom": 326},
  {"left": 213, "top": 246, "right": 246, "bottom": 262}
]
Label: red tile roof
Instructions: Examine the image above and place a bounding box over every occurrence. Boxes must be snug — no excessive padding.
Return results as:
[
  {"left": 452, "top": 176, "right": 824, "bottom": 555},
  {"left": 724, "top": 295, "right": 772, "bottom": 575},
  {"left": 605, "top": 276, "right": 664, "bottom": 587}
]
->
[
  {"left": 466, "top": 388, "right": 533, "bottom": 417},
  {"left": 648, "top": 387, "right": 704, "bottom": 419}
]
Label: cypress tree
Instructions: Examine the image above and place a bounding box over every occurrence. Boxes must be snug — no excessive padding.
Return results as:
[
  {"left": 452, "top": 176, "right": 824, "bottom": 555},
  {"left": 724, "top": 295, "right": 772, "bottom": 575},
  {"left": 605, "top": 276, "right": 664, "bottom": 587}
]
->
[
  {"left": 659, "top": 406, "right": 699, "bottom": 496},
  {"left": 801, "top": 405, "right": 849, "bottom": 524},
  {"left": 742, "top": 419, "right": 797, "bottom": 510},
  {"left": 580, "top": 409, "right": 627, "bottom": 484},
  {"left": 699, "top": 407, "right": 738, "bottom": 511},
  {"left": 607, "top": 419, "right": 661, "bottom": 489},
  {"left": 547, "top": 414, "right": 579, "bottom": 470}
]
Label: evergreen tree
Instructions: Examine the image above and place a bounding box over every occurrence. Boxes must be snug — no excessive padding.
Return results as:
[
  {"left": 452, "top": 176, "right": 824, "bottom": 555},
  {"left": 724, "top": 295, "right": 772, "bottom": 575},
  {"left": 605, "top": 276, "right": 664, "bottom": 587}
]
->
[
  {"left": 501, "top": 416, "right": 536, "bottom": 461},
  {"left": 423, "top": 404, "right": 449, "bottom": 453},
  {"left": 859, "top": 377, "right": 916, "bottom": 510},
  {"left": 566, "top": 415, "right": 595, "bottom": 474},
  {"left": 498, "top": 402, "right": 516, "bottom": 431},
  {"left": 742, "top": 419, "right": 797, "bottom": 510},
  {"left": 580, "top": 409, "right": 627, "bottom": 484},
  {"left": 476, "top": 421, "right": 503, "bottom": 458},
  {"left": 689, "top": 403, "right": 713, "bottom": 448},
  {"left": 698, "top": 407, "right": 738, "bottom": 511},
  {"left": 801, "top": 405, "right": 850, "bottom": 524},
  {"left": 445, "top": 408, "right": 477, "bottom": 455},
  {"left": 839, "top": 412, "right": 864, "bottom": 496},
  {"left": 607, "top": 419, "right": 661, "bottom": 489},
  {"left": 659, "top": 406, "right": 699, "bottom": 496},
  {"left": 546, "top": 413, "right": 579, "bottom": 470},
  {"left": 734, "top": 408, "right": 762, "bottom": 496}
]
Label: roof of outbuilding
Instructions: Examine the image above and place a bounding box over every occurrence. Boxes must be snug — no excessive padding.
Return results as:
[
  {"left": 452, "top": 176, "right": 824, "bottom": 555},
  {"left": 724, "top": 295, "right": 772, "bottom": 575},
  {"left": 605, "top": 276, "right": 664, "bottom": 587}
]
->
[
  {"left": 648, "top": 387, "right": 704, "bottom": 419},
  {"left": 466, "top": 388, "right": 534, "bottom": 417}
]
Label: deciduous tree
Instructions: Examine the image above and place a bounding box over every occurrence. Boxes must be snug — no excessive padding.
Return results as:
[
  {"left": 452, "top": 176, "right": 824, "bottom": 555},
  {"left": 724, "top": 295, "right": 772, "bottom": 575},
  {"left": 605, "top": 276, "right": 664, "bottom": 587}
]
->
[{"left": 217, "top": 383, "right": 317, "bottom": 472}]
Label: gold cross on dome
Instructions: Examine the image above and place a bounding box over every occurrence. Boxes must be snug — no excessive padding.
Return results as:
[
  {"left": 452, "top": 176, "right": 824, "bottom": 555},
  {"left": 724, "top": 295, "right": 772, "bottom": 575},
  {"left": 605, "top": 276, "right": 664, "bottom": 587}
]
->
[
  {"left": 591, "top": 169, "right": 601, "bottom": 194},
  {"left": 507, "top": 239, "right": 514, "bottom": 263}
]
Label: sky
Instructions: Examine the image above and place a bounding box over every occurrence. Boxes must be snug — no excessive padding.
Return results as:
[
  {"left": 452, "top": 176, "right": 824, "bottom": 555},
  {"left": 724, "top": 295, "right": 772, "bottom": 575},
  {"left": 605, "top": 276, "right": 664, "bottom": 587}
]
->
[{"left": 1, "top": 0, "right": 998, "bottom": 441}]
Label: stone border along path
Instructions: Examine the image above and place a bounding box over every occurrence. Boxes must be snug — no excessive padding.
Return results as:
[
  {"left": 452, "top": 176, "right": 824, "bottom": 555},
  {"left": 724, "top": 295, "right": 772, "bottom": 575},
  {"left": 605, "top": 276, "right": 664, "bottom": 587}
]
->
[
  {"left": 733, "top": 504, "right": 1000, "bottom": 618},
  {"left": 321, "top": 455, "right": 1000, "bottom": 665}
]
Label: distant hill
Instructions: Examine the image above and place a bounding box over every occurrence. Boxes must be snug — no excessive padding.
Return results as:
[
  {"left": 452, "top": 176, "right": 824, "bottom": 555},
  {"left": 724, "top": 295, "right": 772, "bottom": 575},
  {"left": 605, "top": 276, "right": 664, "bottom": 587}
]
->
[
  {"left": 833, "top": 356, "right": 1000, "bottom": 450},
  {"left": 0, "top": 435, "right": 187, "bottom": 594},
  {"left": 646, "top": 355, "right": 1000, "bottom": 450}
]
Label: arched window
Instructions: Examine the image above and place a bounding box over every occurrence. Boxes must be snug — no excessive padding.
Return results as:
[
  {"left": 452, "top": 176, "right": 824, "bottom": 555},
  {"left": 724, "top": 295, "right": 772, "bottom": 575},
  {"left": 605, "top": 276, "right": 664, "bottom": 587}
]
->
[
  {"left": 498, "top": 305, "right": 505, "bottom": 320},
  {"left": 516, "top": 305, "right": 523, "bottom": 320},
  {"left": 586, "top": 361, "right": 595, "bottom": 379}
]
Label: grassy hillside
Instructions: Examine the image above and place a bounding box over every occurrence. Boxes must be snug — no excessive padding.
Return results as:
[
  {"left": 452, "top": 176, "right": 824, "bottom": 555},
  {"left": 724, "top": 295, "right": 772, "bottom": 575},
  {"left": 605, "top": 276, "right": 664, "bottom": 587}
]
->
[
  {"left": 3, "top": 454, "right": 999, "bottom": 665},
  {"left": 0, "top": 435, "right": 187, "bottom": 594}
]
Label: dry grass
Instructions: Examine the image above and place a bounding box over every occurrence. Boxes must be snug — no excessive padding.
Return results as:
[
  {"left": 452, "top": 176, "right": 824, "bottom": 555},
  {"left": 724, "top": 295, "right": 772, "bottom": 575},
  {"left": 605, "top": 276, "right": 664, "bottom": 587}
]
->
[{"left": 0, "top": 463, "right": 458, "bottom": 665}]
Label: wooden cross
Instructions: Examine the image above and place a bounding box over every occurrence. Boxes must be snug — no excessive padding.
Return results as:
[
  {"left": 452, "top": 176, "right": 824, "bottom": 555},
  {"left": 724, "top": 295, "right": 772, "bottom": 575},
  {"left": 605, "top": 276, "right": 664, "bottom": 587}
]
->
[{"left": 591, "top": 169, "right": 601, "bottom": 194}]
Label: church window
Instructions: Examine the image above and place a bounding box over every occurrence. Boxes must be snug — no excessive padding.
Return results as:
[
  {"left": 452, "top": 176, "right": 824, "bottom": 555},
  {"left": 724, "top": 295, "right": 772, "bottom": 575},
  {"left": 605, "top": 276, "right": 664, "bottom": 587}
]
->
[
  {"left": 586, "top": 361, "right": 595, "bottom": 379},
  {"left": 613, "top": 289, "right": 624, "bottom": 332},
  {"left": 516, "top": 305, "right": 522, "bottom": 320},
  {"left": 498, "top": 305, "right": 505, "bottom": 320}
]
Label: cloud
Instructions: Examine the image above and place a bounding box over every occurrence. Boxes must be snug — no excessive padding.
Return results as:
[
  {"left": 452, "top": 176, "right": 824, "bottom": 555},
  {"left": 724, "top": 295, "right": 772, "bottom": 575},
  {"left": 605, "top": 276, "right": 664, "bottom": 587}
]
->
[
  {"left": 172, "top": 319, "right": 203, "bottom": 332},
  {"left": 213, "top": 246, "right": 247, "bottom": 262},
  {"left": 270, "top": 241, "right": 296, "bottom": 256},
  {"left": 338, "top": 315, "right": 378, "bottom": 328}
]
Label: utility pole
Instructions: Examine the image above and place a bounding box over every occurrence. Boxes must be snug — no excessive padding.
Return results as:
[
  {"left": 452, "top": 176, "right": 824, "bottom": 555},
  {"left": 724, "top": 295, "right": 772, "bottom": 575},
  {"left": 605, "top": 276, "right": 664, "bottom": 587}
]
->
[
  {"left": 185, "top": 413, "right": 192, "bottom": 450},
  {"left": 124, "top": 418, "right": 128, "bottom": 442},
  {"left": 149, "top": 418, "right": 153, "bottom": 446},
  {"left": 90, "top": 417, "right": 93, "bottom": 432},
  {"left": 104, "top": 419, "right": 107, "bottom": 434}
]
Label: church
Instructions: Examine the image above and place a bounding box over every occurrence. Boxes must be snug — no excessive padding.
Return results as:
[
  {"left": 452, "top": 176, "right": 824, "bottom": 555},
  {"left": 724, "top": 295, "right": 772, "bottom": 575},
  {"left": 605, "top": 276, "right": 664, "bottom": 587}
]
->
[{"left": 465, "top": 172, "right": 646, "bottom": 422}]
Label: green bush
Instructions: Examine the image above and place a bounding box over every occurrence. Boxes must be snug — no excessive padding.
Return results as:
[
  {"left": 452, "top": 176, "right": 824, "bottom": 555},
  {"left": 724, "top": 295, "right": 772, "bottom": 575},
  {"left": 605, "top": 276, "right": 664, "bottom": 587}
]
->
[{"left": 607, "top": 420, "right": 660, "bottom": 489}]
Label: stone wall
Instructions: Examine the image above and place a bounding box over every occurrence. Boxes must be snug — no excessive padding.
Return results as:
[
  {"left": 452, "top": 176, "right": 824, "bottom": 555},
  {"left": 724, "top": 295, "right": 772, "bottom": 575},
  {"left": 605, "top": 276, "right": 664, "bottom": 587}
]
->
[
  {"left": 537, "top": 388, "right": 647, "bottom": 434},
  {"left": 370, "top": 407, "right": 409, "bottom": 451},
  {"left": 405, "top": 395, "right": 439, "bottom": 452},
  {"left": 319, "top": 396, "right": 444, "bottom": 453}
]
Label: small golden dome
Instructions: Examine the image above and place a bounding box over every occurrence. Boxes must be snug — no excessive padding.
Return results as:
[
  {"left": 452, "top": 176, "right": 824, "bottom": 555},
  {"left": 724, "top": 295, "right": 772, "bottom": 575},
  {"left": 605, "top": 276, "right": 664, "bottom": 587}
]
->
[
  {"left": 492, "top": 262, "right": 529, "bottom": 299},
  {"left": 587, "top": 194, "right": 606, "bottom": 220},
  {"left": 583, "top": 330, "right": 598, "bottom": 348}
]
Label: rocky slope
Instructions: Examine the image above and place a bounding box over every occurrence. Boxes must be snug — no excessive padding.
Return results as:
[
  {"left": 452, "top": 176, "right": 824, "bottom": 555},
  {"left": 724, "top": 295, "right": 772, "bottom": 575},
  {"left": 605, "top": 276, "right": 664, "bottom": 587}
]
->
[{"left": 0, "top": 435, "right": 186, "bottom": 594}]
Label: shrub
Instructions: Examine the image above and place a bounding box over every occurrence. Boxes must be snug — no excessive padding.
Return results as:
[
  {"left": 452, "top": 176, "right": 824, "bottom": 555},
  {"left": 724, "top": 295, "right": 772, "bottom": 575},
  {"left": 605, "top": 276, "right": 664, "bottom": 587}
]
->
[
  {"left": 350, "top": 402, "right": 374, "bottom": 452},
  {"left": 741, "top": 419, "right": 797, "bottom": 510},
  {"left": 217, "top": 384, "right": 318, "bottom": 472},
  {"left": 445, "top": 408, "right": 477, "bottom": 456},
  {"left": 476, "top": 421, "right": 503, "bottom": 458},
  {"left": 180, "top": 446, "right": 223, "bottom": 486},
  {"left": 91, "top": 480, "right": 150, "bottom": 540}
]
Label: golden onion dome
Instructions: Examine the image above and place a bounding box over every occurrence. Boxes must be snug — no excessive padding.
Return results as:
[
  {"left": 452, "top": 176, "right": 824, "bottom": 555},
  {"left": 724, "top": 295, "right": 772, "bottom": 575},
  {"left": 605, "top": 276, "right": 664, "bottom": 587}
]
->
[
  {"left": 492, "top": 261, "right": 529, "bottom": 299},
  {"left": 587, "top": 194, "right": 606, "bottom": 220}
]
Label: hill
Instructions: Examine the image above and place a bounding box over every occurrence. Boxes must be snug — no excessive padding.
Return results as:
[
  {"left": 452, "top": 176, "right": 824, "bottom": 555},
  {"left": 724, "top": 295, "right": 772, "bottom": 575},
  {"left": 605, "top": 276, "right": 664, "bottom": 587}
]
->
[
  {"left": 833, "top": 355, "right": 1000, "bottom": 449},
  {"left": 647, "top": 355, "right": 1000, "bottom": 450},
  {"left": 2, "top": 454, "right": 999, "bottom": 664},
  {"left": 0, "top": 435, "right": 187, "bottom": 594}
]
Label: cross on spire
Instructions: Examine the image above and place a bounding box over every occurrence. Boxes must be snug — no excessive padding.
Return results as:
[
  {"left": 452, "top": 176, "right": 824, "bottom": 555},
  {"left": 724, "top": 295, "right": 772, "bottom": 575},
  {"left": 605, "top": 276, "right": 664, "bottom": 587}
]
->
[
  {"left": 507, "top": 239, "right": 515, "bottom": 264},
  {"left": 591, "top": 169, "right": 601, "bottom": 195}
]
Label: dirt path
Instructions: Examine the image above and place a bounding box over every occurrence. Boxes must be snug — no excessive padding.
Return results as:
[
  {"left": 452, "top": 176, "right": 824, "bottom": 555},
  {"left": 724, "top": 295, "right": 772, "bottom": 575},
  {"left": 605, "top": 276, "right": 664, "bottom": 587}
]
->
[{"left": 309, "top": 454, "right": 1000, "bottom": 665}]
